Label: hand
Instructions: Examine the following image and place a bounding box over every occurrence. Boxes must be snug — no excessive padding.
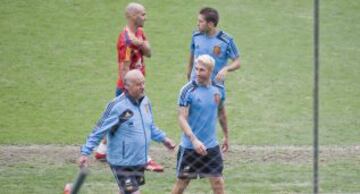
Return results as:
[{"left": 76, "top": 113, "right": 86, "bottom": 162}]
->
[
  {"left": 78, "top": 155, "right": 89, "bottom": 168},
  {"left": 128, "top": 31, "right": 144, "bottom": 47},
  {"left": 162, "top": 137, "right": 177, "bottom": 150},
  {"left": 192, "top": 138, "right": 207, "bottom": 156},
  {"left": 221, "top": 137, "right": 229, "bottom": 153},
  {"left": 215, "top": 67, "right": 228, "bottom": 82}
]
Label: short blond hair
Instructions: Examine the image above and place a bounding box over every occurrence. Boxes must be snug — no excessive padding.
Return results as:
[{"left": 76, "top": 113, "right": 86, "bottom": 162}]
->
[{"left": 195, "top": 54, "right": 215, "bottom": 71}]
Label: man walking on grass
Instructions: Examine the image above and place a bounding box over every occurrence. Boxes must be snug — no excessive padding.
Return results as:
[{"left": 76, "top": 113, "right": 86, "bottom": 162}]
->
[
  {"left": 80, "top": 70, "right": 176, "bottom": 194},
  {"left": 172, "top": 55, "right": 228, "bottom": 194},
  {"left": 95, "top": 2, "right": 165, "bottom": 172}
]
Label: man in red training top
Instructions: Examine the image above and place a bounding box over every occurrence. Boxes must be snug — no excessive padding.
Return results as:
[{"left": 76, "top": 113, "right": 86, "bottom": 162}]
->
[{"left": 95, "top": 2, "right": 164, "bottom": 172}]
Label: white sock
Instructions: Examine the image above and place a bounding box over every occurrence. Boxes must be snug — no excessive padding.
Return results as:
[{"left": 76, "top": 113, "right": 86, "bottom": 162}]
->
[
  {"left": 96, "top": 142, "right": 107, "bottom": 154},
  {"left": 147, "top": 156, "right": 152, "bottom": 162}
]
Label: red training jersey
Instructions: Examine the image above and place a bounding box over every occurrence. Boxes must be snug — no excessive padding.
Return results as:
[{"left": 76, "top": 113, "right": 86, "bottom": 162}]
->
[{"left": 116, "top": 27, "right": 147, "bottom": 89}]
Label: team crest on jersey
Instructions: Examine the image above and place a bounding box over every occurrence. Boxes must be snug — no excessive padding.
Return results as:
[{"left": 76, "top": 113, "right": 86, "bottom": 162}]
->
[
  {"left": 144, "top": 103, "right": 150, "bottom": 113},
  {"left": 214, "top": 94, "right": 220, "bottom": 105},
  {"left": 213, "top": 45, "right": 221, "bottom": 56}
]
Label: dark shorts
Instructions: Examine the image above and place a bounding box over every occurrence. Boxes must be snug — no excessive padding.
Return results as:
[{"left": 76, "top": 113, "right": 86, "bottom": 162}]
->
[
  {"left": 176, "top": 145, "right": 223, "bottom": 179},
  {"left": 110, "top": 165, "right": 145, "bottom": 193}
]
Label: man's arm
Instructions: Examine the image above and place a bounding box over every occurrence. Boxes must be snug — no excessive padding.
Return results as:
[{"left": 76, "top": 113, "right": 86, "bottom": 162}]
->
[
  {"left": 218, "top": 103, "right": 229, "bottom": 152},
  {"left": 150, "top": 122, "right": 176, "bottom": 150},
  {"left": 186, "top": 53, "right": 194, "bottom": 80},
  {"left": 79, "top": 102, "right": 119, "bottom": 167},
  {"left": 127, "top": 31, "right": 151, "bottom": 57},
  {"left": 140, "top": 40, "right": 151, "bottom": 57},
  {"left": 117, "top": 35, "right": 131, "bottom": 83},
  {"left": 178, "top": 106, "right": 207, "bottom": 156},
  {"left": 119, "top": 61, "right": 131, "bottom": 82},
  {"left": 147, "top": 101, "right": 176, "bottom": 150},
  {"left": 215, "top": 57, "right": 240, "bottom": 81},
  {"left": 133, "top": 38, "right": 151, "bottom": 57}
]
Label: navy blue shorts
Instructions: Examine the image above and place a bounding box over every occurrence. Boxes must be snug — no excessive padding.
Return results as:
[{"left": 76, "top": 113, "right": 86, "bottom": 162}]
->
[
  {"left": 110, "top": 165, "right": 145, "bottom": 193},
  {"left": 176, "top": 145, "right": 223, "bottom": 179}
]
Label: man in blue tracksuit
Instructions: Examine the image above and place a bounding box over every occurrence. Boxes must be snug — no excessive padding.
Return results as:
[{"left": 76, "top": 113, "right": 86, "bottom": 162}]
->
[{"left": 79, "top": 70, "right": 176, "bottom": 194}]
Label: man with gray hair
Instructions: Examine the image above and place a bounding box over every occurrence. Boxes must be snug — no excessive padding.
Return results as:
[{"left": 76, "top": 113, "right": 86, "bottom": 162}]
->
[{"left": 79, "top": 70, "right": 176, "bottom": 194}]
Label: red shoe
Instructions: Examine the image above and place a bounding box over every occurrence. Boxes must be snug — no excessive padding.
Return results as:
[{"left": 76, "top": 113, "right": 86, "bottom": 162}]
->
[
  {"left": 94, "top": 152, "right": 106, "bottom": 161},
  {"left": 146, "top": 159, "right": 164, "bottom": 172}
]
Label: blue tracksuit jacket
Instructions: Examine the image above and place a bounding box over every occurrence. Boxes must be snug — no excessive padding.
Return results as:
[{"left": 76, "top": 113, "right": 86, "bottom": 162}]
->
[{"left": 81, "top": 93, "right": 166, "bottom": 166}]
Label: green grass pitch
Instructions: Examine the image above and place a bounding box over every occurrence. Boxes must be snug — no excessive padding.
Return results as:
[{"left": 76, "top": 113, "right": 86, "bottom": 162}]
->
[{"left": 0, "top": 0, "right": 359, "bottom": 193}]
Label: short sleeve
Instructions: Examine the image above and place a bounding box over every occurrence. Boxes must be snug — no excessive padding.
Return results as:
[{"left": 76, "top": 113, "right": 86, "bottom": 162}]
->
[
  {"left": 226, "top": 38, "right": 240, "bottom": 60},
  {"left": 190, "top": 35, "right": 195, "bottom": 54},
  {"left": 117, "top": 33, "right": 132, "bottom": 62},
  {"left": 178, "top": 84, "right": 193, "bottom": 107}
]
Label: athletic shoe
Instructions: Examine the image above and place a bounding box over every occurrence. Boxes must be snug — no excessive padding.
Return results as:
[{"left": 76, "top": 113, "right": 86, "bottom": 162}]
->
[
  {"left": 94, "top": 152, "right": 106, "bottom": 161},
  {"left": 95, "top": 142, "right": 107, "bottom": 161},
  {"left": 145, "top": 159, "right": 164, "bottom": 172}
]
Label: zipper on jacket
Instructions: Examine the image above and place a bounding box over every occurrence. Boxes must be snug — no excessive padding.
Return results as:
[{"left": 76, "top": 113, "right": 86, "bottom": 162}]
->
[
  {"left": 138, "top": 106, "right": 148, "bottom": 163},
  {"left": 122, "top": 141, "right": 125, "bottom": 159}
]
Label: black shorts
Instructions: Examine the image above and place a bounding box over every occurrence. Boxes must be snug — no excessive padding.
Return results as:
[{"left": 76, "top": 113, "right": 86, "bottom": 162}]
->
[
  {"left": 110, "top": 165, "right": 145, "bottom": 193},
  {"left": 176, "top": 145, "right": 223, "bottom": 179}
]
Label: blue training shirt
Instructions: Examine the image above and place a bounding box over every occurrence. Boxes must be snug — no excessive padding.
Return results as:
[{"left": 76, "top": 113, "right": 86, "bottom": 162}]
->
[
  {"left": 190, "top": 30, "right": 240, "bottom": 84},
  {"left": 178, "top": 80, "right": 225, "bottom": 149}
]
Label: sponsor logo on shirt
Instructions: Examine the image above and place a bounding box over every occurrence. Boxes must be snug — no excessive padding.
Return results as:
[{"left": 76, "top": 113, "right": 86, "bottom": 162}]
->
[{"left": 144, "top": 103, "right": 150, "bottom": 113}]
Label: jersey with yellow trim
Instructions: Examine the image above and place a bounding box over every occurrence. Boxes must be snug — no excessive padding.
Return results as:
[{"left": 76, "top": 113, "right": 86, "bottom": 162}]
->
[{"left": 116, "top": 27, "right": 147, "bottom": 89}]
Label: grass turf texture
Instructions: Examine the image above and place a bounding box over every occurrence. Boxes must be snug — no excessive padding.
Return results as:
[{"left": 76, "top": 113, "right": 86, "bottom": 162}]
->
[{"left": 0, "top": 0, "right": 359, "bottom": 193}]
